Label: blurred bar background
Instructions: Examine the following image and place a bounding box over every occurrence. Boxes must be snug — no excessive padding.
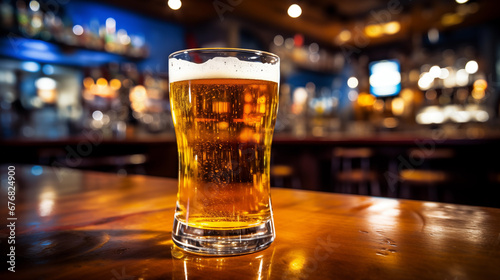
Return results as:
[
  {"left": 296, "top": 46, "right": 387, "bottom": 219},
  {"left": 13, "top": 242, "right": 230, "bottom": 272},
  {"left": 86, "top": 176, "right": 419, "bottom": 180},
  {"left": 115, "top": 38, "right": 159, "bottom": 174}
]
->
[{"left": 1, "top": 0, "right": 499, "bottom": 207}]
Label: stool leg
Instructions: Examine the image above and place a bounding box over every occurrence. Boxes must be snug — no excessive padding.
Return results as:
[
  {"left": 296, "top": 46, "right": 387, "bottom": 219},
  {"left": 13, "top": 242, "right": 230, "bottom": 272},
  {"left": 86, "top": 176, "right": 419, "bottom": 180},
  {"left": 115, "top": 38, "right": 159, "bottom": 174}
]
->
[
  {"left": 291, "top": 176, "right": 301, "bottom": 189},
  {"left": 370, "top": 180, "right": 381, "bottom": 196},
  {"left": 359, "top": 181, "right": 368, "bottom": 195},
  {"left": 344, "top": 158, "right": 352, "bottom": 193},
  {"left": 386, "top": 160, "right": 399, "bottom": 197},
  {"left": 401, "top": 183, "right": 410, "bottom": 198},
  {"left": 276, "top": 177, "right": 284, "bottom": 188},
  {"left": 428, "top": 186, "right": 438, "bottom": 201},
  {"left": 360, "top": 158, "right": 369, "bottom": 195}
]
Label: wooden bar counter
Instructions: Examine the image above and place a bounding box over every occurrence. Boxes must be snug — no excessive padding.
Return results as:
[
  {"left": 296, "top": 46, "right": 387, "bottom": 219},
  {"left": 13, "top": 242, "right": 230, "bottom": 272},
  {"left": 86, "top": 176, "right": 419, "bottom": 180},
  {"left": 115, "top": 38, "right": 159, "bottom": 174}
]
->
[{"left": 1, "top": 165, "right": 499, "bottom": 279}]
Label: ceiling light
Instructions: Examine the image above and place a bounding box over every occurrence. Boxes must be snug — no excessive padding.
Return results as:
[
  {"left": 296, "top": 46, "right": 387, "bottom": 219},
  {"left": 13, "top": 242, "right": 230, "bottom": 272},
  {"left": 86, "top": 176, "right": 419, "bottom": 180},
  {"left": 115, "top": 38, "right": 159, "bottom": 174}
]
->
[
  {"left": 455, "top": 0, "right": 468, "bottom": 4},
  {"left": 168, "top": 0, "right": 182, "bottom": 10},
  {"left": 288, "top": 4, "right": 302, "bottom": 18}
]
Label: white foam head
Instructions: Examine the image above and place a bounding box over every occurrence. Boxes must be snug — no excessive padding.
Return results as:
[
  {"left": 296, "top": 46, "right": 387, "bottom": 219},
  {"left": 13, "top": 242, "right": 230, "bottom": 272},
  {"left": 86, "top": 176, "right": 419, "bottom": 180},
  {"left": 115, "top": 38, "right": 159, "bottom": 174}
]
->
[{"left": 169, "top": 56, "right": 280, "bottom": 84}]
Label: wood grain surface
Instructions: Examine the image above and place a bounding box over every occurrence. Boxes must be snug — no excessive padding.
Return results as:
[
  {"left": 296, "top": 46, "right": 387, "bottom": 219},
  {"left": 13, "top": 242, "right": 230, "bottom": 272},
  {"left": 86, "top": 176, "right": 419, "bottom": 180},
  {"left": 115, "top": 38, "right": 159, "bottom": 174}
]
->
[{"left": 1, "top": 165, "right": 499, "bottom": 279}]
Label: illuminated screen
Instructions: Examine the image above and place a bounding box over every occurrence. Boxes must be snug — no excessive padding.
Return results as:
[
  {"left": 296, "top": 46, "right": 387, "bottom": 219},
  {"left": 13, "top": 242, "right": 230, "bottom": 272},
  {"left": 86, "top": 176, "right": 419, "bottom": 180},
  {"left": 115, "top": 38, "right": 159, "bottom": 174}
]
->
[{"left": 369, "top": 60, "right": 401, "bottom": 97}]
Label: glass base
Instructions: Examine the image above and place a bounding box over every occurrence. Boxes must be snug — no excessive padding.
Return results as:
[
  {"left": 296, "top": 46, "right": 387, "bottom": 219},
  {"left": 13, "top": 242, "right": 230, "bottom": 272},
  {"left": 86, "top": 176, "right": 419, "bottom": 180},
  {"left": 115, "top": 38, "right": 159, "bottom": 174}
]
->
[{"left": 172, "top": 217, "right": 275, "bottom": 256}]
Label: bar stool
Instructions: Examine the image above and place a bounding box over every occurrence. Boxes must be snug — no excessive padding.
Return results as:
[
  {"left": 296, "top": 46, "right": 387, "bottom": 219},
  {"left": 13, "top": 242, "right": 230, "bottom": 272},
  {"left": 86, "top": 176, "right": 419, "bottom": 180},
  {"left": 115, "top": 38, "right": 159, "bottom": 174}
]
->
[
  {"left": 270, "top": 164, "right": 298, "bottom": 188},
  {"left": 398, "top": 148, "right": 455, "bottom": 201},
  {"left": 331, "top": 147, "right": 380, "bottom": 196}
]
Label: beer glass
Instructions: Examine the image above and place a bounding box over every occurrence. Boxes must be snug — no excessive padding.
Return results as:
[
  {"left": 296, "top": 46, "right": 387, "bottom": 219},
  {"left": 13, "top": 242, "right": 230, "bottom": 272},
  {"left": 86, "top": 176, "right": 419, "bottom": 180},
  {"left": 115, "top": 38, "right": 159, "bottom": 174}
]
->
[{"left": 169, "top": 48, "right": 279, "bottom": 255}]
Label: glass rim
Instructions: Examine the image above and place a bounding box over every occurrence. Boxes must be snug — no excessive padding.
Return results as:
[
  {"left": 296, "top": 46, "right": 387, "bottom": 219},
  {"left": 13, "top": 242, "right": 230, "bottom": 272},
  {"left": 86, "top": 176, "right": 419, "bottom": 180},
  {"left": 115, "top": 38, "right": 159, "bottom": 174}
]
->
[{"left": 168, "top": 47, "right": 279, "bottom": 62}]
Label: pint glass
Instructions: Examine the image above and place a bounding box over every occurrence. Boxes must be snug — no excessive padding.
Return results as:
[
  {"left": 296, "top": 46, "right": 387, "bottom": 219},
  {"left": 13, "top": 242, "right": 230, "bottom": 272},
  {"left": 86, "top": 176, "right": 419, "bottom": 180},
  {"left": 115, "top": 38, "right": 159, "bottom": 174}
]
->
[{"left": 169, "top": 49, "right": 279, "bottom": 255}]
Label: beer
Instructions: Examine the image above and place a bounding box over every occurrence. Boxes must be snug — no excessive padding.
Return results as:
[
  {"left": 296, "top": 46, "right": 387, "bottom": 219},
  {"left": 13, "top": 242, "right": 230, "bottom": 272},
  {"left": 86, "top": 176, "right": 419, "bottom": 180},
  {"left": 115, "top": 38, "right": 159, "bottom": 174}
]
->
[
  {"left": 170, "top": 78, "right": 278, "bottom": 229},
  {"left": 169, "top": 49, "right": 279, "bottom": 255}
]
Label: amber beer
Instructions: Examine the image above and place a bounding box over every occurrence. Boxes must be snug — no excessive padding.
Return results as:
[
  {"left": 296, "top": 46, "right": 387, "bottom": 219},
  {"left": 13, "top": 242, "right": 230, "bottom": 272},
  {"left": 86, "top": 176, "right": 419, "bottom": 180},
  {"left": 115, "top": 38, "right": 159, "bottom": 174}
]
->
[{"left": 169, "top": 49, "right": 279, "bottom": 255}]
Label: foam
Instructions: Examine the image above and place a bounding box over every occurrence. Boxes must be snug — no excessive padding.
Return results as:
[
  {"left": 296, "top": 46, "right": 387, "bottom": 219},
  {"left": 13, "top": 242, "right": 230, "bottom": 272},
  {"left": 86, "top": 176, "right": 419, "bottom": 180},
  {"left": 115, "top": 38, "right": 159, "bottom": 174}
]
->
[{"left": 169, "top": 56, "right": 280, "bottom": 83}]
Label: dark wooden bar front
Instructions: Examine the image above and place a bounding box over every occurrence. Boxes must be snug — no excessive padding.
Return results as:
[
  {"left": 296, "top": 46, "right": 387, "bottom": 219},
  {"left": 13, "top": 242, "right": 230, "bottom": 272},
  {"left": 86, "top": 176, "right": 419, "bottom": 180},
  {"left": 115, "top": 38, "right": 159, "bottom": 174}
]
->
[
  {"left": 1, "top": 165, "right": 499, "bottom": 279},
  {"left": 2, "top": 132, "right": 500, "bottom": 207}
]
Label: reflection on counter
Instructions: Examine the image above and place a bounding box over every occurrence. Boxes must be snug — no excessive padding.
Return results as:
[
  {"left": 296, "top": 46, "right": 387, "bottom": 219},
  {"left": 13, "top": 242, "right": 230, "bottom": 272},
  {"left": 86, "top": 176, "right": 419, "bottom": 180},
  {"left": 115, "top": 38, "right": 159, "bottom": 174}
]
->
[{"left": 171, "top": 245, "right": 274, "bottom": 280}]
